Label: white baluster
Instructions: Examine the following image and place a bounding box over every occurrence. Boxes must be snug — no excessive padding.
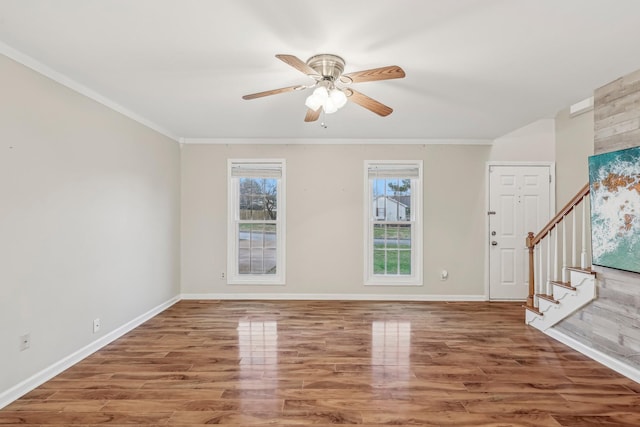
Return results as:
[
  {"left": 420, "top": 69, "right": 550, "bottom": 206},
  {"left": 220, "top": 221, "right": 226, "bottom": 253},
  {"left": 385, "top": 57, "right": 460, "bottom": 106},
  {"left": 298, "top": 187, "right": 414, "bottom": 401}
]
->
[
  {"left": 572, "top": 208, "right": 577, "bottom": 268},
  {"left": 554, "top": 225, "right": 559, "bottom": 282},
  {"left": 537, "top": 244, "right": 543, "bottom": 307},
  {"left": 581, "top": 196, "right": 588, "bottom": 269},
  {"left": 546, "top": 229, "right": 552, "bottom": 296},
  {"left": 562, "top": 216, "right": 567, "bottom": 282}
]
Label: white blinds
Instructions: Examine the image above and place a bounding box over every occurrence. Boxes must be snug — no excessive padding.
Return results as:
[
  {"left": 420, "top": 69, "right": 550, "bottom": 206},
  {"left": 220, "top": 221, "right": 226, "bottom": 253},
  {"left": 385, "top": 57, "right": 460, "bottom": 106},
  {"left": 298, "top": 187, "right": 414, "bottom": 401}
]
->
[
  {"left": 367, "top": 163, "right": 420, "bottom": 179},
  {"left": 230, "top": 162, "right": 283, "bottom": 178}
]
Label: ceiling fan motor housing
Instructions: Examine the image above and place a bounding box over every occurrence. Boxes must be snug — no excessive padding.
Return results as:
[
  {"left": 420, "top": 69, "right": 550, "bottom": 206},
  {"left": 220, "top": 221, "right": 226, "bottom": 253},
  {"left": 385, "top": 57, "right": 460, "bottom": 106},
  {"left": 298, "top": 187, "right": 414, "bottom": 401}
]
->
[{"left": 306, "top": 54, "right": 345, "bottom": 81}]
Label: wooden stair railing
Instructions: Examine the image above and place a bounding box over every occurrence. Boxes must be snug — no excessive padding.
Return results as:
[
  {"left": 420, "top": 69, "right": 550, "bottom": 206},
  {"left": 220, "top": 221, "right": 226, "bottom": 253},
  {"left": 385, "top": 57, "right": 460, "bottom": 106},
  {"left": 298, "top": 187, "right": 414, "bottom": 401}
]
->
[{"left": 525, "top": 183, "right": 591, "bottom": 310}]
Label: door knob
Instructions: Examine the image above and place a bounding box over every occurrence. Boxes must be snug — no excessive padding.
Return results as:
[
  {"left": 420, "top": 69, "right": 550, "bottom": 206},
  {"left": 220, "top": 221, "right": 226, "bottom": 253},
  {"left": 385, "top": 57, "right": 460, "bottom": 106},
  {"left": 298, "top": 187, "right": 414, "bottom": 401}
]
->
[{"left": 491, "top": 241, "right": 498, "bottom": 246}]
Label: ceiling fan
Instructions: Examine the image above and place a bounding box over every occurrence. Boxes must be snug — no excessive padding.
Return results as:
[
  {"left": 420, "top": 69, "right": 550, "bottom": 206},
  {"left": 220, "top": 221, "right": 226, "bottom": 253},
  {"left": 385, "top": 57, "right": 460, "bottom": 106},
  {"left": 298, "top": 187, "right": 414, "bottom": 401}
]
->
[{"left": 242, "top": 54, "right": 405, "bottom": 122}]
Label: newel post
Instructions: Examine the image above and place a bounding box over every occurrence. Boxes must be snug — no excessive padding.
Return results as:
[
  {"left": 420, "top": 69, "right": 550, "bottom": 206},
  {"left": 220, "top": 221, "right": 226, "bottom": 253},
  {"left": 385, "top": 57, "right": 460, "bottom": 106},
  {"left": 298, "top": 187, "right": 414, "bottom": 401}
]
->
[{"left": 526, "top": 232, "right": 535, "bottom": 307}]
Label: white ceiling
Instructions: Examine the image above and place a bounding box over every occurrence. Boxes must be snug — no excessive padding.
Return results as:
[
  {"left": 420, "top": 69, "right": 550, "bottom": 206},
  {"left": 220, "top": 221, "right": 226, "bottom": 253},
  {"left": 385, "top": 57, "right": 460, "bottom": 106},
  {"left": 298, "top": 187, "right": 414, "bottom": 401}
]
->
[{"left": 2, "top": 0, "right": 640, "bottom": 142}]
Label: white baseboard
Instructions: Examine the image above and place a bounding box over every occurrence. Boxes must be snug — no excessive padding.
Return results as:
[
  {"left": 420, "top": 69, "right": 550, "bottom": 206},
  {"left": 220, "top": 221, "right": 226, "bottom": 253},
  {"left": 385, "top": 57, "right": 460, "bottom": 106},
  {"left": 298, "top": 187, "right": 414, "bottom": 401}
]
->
[
  {"left": 0, "top": 296, "right": 180, "bottom": 410},
  {"left": 545, "top": 328, "right": 640, "bottom": 384},
  {"left": 181, "top": 293, "right": 487, "bottom": 301}
]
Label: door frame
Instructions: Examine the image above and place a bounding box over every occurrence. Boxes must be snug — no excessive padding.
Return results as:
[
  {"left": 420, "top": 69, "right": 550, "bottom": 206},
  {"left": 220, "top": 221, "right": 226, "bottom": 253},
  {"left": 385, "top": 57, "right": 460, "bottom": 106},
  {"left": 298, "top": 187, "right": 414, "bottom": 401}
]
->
[{"left": 484, "top": 161, "right": 556, "bottom": 300}]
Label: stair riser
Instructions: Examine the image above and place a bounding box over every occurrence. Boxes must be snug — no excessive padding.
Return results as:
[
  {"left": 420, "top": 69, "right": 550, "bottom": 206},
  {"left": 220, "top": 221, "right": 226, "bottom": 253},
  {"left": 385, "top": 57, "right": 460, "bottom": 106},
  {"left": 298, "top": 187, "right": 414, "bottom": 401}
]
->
[
  {"left": 552, "top": 285, "right": 575, "bottom": 302},
  {"left": 568, "top": 270, "right": 597, "bottom": 298},
  {"left": 526, "top": 309, "right": 543, "bottom": 326}
]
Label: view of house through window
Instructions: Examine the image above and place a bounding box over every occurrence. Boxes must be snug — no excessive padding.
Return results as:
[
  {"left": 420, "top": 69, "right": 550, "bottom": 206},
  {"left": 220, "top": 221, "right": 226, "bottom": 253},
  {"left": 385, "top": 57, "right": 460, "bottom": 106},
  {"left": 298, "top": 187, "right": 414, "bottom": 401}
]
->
[
  {"left": 239, "top": 177, "right": 277, "bottom": 274},
  {"left": 366, "top": 161, "right": 422, "bottom": 285},
  {"left": 373, "top": 178, "right": 413, "bottom": 275},
  {"left": 228, "top": 160, "right": 285, "bottom": 284}
]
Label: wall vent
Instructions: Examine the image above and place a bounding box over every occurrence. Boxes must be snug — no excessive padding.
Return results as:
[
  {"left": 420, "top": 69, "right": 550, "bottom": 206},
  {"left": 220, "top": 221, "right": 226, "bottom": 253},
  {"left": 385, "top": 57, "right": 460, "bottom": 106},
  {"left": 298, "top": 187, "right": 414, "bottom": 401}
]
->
[{"left": 569, "top": 97, "right": 594, "bottom": 117}]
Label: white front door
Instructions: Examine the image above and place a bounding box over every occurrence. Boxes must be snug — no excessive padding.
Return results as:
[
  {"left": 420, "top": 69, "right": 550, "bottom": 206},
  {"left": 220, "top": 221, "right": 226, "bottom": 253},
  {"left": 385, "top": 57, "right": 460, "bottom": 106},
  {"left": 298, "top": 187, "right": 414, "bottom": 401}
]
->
[{"left": 489, "top": 165, "right": 551, "bottom": 300}]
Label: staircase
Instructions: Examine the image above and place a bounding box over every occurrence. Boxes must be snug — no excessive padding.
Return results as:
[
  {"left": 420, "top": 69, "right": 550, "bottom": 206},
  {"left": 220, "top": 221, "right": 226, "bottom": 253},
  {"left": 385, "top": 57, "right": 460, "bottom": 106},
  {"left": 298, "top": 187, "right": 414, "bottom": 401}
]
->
[{"left": 524, "top": 184, "right": 597, "bottom": 331}]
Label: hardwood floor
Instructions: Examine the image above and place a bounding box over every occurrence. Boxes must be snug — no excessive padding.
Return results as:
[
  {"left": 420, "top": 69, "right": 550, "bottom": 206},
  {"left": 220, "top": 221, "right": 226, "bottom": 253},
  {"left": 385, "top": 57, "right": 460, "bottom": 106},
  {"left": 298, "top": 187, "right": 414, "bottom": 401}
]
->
[{"left": 2, "top": 300, "right": 640, "bottom": 426}]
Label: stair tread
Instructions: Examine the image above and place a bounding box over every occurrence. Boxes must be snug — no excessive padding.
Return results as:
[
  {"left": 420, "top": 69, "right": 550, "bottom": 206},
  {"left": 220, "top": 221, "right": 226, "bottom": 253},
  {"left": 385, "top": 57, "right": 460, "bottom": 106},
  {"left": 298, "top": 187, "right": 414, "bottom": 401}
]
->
[
  {"left": 536, "top": 294, "right": 559, "bottom": 304},
  {"left": 551, "top": 280, "right": 577, "bottom": 290},
  {"left": 567, "top": 266, "right": 596, "bottom": 275},
  {"left": 523, "top": 304, "right": 543, "bottom": 316}
]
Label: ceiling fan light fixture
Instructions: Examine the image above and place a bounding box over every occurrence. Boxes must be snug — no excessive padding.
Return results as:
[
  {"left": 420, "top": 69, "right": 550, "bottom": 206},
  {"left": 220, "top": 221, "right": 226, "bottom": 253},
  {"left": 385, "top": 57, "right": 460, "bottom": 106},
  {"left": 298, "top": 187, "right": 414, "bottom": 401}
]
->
[
  {"left": 305, "top": 87, "right": 347, "bottom": 114},
  {"left": 313, "top": 86, "right": 329, "bottom": 100},
  {"left": 305, "top": 86, "right": 328, "bottom": 111},
  {"left": 304, "top": 96, "right": 321, "bottom": 111},
  {"left": 323, "top": 98, "right": 338, "bottom": 114},
  {"left": 329, "top": 88, "right": 348, "bottom": 109}
]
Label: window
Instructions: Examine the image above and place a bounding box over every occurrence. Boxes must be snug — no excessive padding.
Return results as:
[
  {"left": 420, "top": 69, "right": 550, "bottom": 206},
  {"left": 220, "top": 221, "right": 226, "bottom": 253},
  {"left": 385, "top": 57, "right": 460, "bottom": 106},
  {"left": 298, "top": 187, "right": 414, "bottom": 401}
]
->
[
  {"left": 365, "top": 161, "right": 422, "bottom": 285},
  {"left": 228, "top": 160, "right": 285, "bottom": 284}
]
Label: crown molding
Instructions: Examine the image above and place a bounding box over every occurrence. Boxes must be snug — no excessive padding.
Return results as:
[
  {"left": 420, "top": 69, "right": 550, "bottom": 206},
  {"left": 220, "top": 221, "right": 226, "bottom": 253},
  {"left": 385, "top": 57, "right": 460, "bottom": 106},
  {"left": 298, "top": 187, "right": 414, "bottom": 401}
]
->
[{"left": 0, "top": 42, "right": 179, "bottom": 142}]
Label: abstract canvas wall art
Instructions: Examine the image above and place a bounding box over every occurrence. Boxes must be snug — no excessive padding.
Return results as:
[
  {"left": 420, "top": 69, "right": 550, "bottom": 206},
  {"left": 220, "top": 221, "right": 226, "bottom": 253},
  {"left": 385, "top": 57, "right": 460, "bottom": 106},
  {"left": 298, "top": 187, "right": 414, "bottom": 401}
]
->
[{"left": 589, "top": 146, "right": 640, "bottom": 274}]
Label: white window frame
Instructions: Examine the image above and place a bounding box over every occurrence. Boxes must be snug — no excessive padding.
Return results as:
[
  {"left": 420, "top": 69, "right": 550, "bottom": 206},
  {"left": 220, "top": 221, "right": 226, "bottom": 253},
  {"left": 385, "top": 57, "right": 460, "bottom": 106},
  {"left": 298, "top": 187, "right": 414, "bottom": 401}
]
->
[
  {"left": 364, "top": 160, "right": 423, "bottom": 286},
  {"left": 227, "top": 159, "right": 286, "bottom": 285}
]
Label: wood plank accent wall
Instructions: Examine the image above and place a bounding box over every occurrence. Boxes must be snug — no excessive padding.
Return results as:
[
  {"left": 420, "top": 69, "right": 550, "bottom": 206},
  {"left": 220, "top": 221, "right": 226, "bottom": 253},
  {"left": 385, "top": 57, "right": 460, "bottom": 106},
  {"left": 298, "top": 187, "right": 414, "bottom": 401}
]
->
[{"left": 555, "top": 68, "right": 640, "bottom": 370}]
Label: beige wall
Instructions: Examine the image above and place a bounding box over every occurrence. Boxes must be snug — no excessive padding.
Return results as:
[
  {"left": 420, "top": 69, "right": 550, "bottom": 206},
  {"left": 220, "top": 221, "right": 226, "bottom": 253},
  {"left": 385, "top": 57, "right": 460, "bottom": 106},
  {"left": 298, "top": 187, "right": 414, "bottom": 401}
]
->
[
  {"left": 489, "top": 119, "right": 556, "bottom": 162},
  {"left": 181, "top": 143, "right": 490, "bottom": 298},
  {"left": 554, "top": 107, "right": 594, "bottom": 206},
  {"left": 0, "top": 55, "right": 181, "bottom": 396}
]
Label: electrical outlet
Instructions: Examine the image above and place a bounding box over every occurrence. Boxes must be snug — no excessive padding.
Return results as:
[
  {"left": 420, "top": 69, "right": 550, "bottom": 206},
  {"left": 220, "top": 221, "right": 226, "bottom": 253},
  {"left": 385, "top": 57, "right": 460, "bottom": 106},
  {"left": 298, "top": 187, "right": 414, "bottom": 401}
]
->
[
  {"left": 19, "top": 333, "right": 30, "bottom": 351},
  {"left": 93, "top": 318, "right": 101, "bottom": 334},
  {"left": 220, "top": 272, "right": 225, "bottom": 279}
]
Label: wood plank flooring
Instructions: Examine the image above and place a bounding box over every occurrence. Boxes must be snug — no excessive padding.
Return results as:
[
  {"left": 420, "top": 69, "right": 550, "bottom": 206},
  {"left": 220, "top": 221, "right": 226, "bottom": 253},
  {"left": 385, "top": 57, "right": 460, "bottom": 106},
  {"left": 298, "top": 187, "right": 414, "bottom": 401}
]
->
[{"left": 2, "top": 300, "right": 640, "bottom": 426}]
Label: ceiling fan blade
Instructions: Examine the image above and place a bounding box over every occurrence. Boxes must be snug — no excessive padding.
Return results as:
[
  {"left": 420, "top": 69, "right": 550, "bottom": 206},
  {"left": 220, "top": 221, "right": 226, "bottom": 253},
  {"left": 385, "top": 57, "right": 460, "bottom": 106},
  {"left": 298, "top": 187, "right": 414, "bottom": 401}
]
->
[
  {"left": 341, "top": 65, "right": 405, "bottom": 84},
  {"left": 304, "top": 108, "right": 321, "bottom": 122},
  {"left": 276, "top": 54, "right": 320, "bottom": 76},
  {"left": 347, "top": 89, "right": 393, "bottom": 117},
  {"left": 242, "top": 85, "right": 304, "bottom": 100}
]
